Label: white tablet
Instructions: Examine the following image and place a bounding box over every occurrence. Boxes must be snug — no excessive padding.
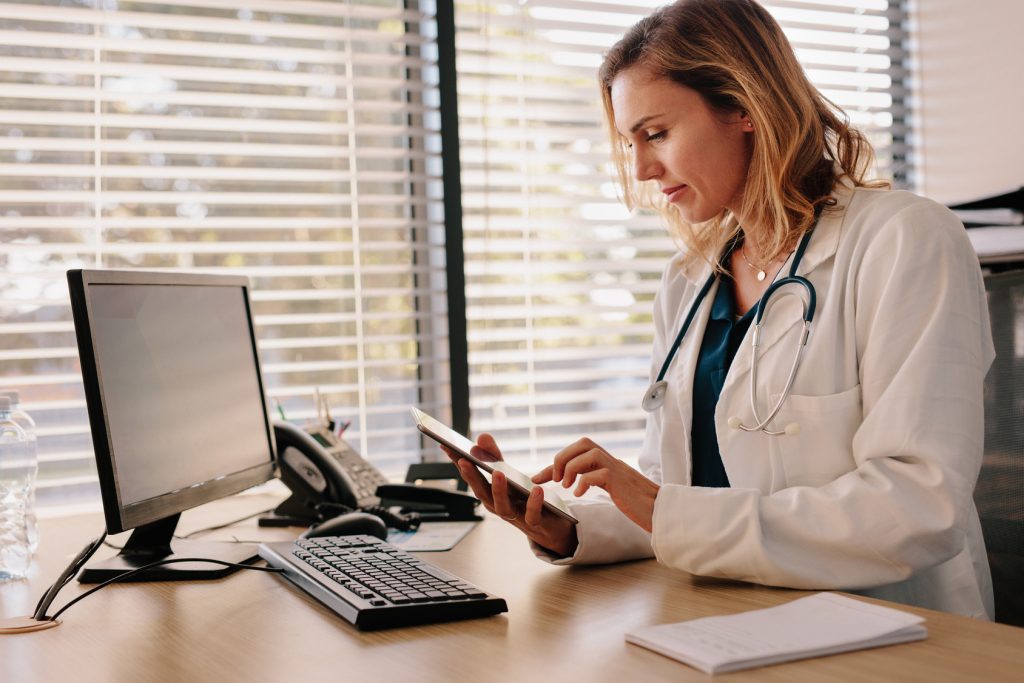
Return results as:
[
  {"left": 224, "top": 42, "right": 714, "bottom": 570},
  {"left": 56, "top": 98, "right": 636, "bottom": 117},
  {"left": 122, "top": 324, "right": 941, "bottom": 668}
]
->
[{"left": 411, "top": 407, "right": 579, "bottom": 525}]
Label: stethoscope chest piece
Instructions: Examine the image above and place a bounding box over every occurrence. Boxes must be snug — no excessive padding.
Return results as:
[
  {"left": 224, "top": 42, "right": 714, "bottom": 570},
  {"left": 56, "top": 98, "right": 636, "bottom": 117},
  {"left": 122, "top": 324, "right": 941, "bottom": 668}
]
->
[{"left": 642, "top": 380, "right": 668, "bottom": 412}]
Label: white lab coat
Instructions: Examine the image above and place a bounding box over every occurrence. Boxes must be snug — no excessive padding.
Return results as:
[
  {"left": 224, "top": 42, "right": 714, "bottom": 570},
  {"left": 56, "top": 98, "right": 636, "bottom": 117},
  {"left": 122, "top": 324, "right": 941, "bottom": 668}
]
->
[{"left": 535, "top": 180, "right": 995, "bottom": 620}]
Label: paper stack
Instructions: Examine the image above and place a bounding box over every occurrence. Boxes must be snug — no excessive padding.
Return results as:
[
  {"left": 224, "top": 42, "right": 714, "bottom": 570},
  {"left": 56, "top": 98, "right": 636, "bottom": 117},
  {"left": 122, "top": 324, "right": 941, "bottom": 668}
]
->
[
  {"left": 625, "top": 592, "right": 927, "bottom": 675},
  {"left": 948, "top": 187, "right": 1024, "bottom": 265}
]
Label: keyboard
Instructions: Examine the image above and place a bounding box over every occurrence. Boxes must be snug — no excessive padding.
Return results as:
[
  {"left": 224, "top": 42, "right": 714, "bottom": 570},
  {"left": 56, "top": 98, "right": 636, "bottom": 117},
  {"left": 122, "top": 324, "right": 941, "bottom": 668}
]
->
[{"left": 258, "top": 535, "right": 508, "bottom": 631}]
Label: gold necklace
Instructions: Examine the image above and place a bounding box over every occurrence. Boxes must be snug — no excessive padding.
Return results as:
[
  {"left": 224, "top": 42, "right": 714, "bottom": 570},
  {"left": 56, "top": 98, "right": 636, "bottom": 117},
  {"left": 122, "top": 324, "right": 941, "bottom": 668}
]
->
[{"left": 739, "top": 242, "right": 770, "bottom": 282}]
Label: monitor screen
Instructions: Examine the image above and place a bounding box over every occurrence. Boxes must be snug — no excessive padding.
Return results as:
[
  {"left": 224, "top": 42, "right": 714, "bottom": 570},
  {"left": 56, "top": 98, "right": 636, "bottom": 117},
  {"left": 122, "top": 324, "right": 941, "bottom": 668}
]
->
[{"left": 69, "top": 270, "right": 276, "bottom": 536}]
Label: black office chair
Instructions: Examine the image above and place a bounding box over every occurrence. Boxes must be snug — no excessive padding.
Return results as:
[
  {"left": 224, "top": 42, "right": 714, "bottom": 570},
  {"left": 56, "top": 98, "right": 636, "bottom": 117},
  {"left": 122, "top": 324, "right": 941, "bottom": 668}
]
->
[{"left": 976, "top": 267, "right": 1024, "bottom": 626}]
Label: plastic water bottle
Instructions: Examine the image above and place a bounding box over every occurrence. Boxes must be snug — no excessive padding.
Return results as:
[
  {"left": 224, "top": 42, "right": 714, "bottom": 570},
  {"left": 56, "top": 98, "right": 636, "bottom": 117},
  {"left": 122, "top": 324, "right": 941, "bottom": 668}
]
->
[
  {"left": 4, "top": 391, "right": 38, "bottom": 554},
  {"left": 0, "top": 396, "right": 32, "bottom": 581}
]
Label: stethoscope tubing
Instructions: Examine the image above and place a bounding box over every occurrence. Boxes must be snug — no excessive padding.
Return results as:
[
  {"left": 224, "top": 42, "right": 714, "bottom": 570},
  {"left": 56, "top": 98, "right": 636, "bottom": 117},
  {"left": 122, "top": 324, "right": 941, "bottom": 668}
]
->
[
  {"left": 654, "top": 273, "right": 717, "bottom": 384},
  {"left": 642, "top": 228, "right": 817, "bottom": 427}
]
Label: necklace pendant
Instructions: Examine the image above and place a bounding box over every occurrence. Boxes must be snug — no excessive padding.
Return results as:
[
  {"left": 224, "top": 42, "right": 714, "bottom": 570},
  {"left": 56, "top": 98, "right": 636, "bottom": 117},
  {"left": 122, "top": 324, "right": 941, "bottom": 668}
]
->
[{"left": 756, "top": 270, "right": 766, "bottom": 282}]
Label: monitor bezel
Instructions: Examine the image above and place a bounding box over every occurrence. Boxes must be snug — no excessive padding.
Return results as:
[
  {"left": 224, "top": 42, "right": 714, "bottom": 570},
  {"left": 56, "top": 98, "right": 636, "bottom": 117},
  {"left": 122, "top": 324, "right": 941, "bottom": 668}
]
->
[{"left": 68, "top": 269, "right": 278, "bottom": 535}]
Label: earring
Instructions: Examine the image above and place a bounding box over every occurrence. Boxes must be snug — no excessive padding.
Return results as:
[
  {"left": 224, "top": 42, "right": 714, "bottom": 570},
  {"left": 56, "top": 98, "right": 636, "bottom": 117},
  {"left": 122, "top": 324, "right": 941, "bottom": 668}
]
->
[{"left": 745, "top": 121, "right": 753, "bottom": 129}]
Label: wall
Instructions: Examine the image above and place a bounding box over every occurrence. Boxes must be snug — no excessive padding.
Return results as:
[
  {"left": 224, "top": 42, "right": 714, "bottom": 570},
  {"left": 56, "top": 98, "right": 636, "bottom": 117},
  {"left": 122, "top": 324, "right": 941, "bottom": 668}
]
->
[{"left": 912, "top": 0, "right": 1024, "bottom": 204}]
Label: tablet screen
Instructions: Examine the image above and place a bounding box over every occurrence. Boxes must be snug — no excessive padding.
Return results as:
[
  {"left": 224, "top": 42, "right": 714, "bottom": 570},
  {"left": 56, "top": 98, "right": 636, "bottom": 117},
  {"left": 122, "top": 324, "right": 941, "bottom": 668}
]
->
[{"left": 411, "top": 407, "right": 578, "bottom": 524}]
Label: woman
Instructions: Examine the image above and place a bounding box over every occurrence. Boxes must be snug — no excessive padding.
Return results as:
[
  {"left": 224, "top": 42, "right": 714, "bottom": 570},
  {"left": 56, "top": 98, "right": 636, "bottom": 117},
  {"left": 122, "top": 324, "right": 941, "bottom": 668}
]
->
[{"left": 448, "top": 0, "right": 994, "bottom": 619}]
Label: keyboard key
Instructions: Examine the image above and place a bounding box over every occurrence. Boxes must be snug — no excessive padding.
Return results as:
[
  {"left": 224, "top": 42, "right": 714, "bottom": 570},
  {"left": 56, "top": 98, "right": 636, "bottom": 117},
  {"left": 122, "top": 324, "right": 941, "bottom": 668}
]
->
[{"left": 417, "top": 564, "right": 458, "bottom": 582}]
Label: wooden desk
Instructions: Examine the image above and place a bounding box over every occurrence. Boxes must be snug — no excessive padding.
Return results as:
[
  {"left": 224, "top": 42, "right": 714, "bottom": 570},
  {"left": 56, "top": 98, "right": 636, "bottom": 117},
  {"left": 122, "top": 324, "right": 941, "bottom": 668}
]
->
[{"left": 2, "top": 493, "right": 1022, "bottom": 682}]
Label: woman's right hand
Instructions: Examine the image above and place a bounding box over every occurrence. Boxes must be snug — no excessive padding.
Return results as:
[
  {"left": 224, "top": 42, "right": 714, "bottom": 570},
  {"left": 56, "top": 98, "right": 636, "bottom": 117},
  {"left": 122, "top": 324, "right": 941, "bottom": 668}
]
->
[{"left": 440, "top": 433, "right": 579, "bottom": 558}]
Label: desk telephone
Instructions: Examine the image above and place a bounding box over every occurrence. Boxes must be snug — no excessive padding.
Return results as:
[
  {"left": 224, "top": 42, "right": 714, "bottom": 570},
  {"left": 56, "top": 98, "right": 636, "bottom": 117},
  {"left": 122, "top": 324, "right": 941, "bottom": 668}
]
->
[{"left": 264, "top": 421, "right": 480, "bottom": 528}]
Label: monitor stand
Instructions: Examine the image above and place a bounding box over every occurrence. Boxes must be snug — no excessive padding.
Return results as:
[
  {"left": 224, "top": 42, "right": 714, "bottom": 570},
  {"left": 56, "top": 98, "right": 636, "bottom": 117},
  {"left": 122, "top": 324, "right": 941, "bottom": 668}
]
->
[{"left": 78, "top": 513, "right": 259, "bottom": 584}]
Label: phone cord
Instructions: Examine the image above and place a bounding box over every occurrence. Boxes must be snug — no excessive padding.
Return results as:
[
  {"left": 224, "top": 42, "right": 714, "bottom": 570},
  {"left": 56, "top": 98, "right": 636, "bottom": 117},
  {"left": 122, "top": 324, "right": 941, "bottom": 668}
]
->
[{"left": 313, "top": 502, "right": 422, "bottom": 532}]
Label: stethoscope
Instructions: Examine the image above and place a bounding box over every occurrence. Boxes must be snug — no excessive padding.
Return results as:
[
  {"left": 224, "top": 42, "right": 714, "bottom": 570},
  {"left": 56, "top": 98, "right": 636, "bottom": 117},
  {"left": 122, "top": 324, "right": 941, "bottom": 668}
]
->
[{"left": 641, "top": 228, "right": 817, "bottom": 437}]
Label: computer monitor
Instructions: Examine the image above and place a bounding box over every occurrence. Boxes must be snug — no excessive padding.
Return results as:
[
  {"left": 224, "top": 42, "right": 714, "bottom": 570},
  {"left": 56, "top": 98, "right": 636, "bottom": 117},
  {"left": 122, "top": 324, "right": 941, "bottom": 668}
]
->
[{"left": 67, "top": 269, "right": 277, "bottom": 583}]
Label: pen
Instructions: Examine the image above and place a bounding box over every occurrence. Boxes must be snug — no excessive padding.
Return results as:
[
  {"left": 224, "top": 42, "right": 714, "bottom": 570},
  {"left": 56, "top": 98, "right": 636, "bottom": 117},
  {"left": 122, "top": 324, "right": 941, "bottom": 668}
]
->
[{"left": 274, "top": 399, "right": 287, "bottom": 421}]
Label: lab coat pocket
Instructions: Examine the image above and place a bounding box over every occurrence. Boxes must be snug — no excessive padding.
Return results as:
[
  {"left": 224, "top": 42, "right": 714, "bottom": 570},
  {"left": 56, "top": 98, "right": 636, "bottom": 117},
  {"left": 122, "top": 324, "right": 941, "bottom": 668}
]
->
[{"left": 771, "top": 384, "right": 862, "bottom": 488}]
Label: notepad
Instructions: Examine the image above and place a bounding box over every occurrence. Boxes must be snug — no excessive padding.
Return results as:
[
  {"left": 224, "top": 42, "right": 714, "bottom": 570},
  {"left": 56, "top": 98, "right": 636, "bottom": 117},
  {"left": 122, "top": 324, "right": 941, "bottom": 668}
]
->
[{"left": 625, "top": 592, "right": 927, "bottom": 675}]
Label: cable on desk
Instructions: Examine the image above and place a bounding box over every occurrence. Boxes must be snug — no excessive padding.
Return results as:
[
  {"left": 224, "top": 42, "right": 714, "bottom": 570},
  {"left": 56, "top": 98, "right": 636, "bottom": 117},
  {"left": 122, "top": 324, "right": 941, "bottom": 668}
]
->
[
  {"left": 33, "top": 531, "right": 108, "bottom": 621},
  {"left": 41, "top": 558, "right": 284, "bottom": 623},
  {"left": 314, "top": 501, "right": 421, "bottom": 532}
]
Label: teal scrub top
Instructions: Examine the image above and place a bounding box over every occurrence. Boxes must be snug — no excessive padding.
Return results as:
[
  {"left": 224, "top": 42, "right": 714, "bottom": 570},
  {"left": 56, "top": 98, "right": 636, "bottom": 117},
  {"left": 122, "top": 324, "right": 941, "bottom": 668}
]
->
[{"left": 689, "top": 274, "right": 755, "bottom": 487}]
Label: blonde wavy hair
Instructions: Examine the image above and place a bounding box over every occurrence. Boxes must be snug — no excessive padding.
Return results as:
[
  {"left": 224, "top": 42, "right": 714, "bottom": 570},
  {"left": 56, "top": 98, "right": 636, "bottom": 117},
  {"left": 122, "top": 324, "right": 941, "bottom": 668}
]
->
[{"left": 599, "top": 0, "right": 888, "bottom": 268}]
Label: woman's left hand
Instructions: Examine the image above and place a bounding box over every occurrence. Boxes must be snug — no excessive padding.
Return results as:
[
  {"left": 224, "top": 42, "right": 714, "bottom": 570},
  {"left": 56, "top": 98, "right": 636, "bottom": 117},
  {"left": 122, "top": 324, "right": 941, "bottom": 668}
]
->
[{"left": 531, "top": 437, "right": 660, "bottom": 533}]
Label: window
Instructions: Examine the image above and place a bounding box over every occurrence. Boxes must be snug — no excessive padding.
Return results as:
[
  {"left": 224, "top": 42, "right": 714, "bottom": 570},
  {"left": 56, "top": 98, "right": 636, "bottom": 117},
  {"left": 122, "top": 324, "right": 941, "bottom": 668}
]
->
[
  {"left": 454, "top": 0, "right": 911, "bottom": 470},
  {"left": 0, "top": 0, "right": 913, "bottom": 507},
  {"left": 0, "top": 0, "right": 449, "bottom": 507}
]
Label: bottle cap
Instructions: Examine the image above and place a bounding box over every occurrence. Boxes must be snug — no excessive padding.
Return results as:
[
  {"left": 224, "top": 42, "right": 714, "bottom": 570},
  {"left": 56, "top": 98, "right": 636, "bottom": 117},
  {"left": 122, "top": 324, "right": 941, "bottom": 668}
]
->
[
  {"left": 1, "top": 390, "right": 18, "bottom": 405},
  {"left": 0, "top": 396, "right": 10, "bottom": 412}
]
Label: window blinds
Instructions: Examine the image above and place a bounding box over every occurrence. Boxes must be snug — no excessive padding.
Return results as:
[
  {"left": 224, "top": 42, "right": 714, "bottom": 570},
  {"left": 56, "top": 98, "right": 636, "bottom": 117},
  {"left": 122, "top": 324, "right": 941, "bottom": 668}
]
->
[
  {"left": 454, "top": 0, "right": 911, "bottom": 471},
  {"left": 0, "top": 0, "right": 448, "bottom": 507}
]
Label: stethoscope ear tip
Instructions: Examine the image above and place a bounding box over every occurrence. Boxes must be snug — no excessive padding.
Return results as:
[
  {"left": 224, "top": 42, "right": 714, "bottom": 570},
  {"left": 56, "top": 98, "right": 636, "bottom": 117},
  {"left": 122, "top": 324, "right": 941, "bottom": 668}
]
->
[
  {"left": 784, "top": 422, "right": 801, "bottom": 436},
  {"left": 727, "top": 416, "right": 742, "bottom": 430}
]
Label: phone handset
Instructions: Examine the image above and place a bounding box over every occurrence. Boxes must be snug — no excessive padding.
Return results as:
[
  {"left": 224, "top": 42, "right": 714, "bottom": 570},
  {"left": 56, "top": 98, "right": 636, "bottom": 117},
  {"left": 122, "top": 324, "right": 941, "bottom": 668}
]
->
[
  {"left": 264, "top": 419, "right": 478, "bottom": 529},
  {"left": 267, "top": 421, "right": 423, "bottom": 531},
  {"left": 273, "top": 420, "right": 360, "bottom": 511}
]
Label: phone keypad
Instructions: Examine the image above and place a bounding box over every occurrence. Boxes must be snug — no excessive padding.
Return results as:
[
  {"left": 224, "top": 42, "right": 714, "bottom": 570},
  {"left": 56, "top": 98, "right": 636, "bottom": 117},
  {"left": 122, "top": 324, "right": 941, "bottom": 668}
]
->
[{"left": 332, "top": 444, "right": 389, "bottom": 502}]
